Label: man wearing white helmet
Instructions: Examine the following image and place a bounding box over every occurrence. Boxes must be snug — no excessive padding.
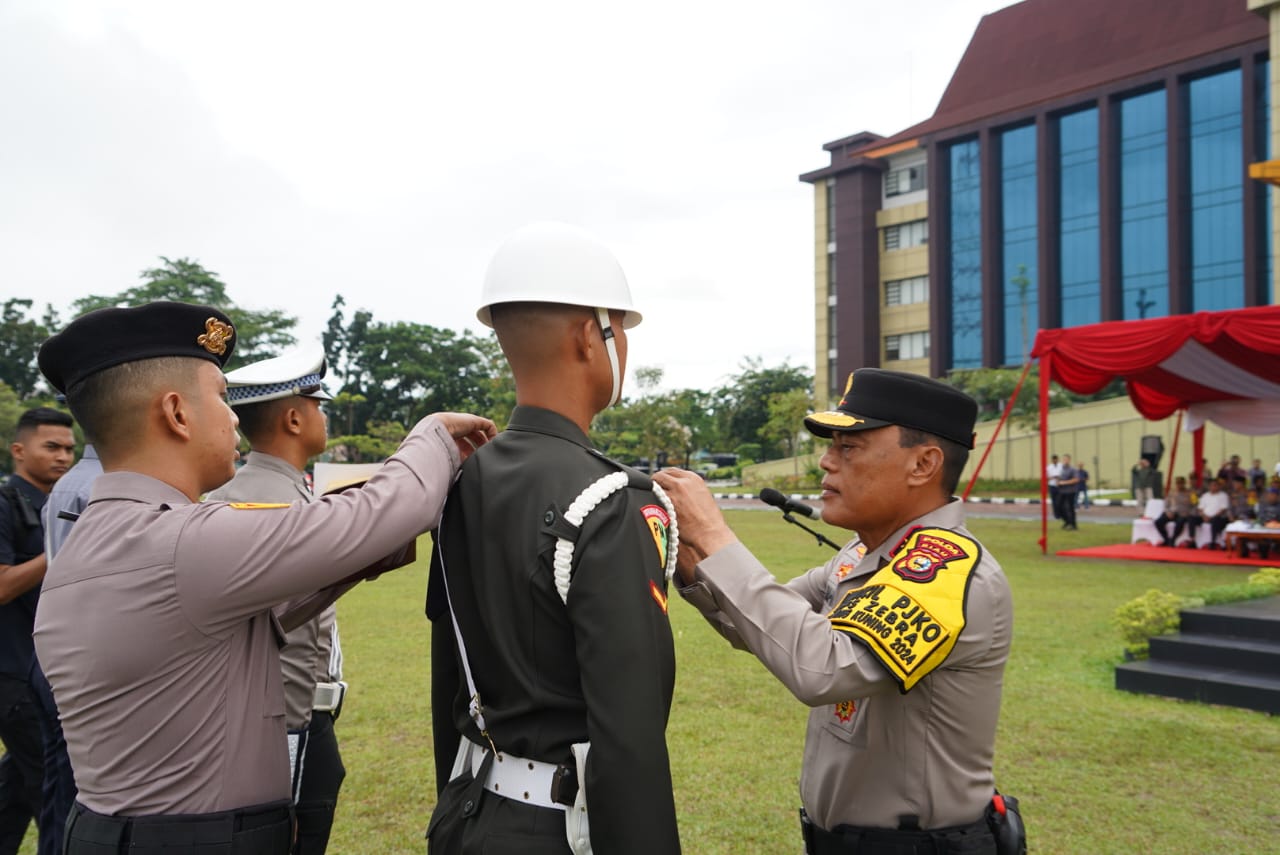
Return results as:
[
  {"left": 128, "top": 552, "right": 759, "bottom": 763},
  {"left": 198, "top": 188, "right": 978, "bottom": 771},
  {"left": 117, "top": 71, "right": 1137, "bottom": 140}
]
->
[{"left": 426, "top": 223, "right": 682, "bottom": 854}]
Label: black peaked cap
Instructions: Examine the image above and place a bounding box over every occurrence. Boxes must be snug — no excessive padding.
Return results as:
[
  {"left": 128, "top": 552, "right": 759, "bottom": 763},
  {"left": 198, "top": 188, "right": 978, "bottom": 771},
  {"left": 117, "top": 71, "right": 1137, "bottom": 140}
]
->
[{"left": 38, "top": 301, "right": 236, "bottom": 394}]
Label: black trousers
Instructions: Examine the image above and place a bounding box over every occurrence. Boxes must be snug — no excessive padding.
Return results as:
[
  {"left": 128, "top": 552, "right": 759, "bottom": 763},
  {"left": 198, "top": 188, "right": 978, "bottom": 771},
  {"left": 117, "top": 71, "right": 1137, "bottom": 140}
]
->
[
  {"left": 1155, "top": 512, "right": 1191, "bottom": 545},
  {"left": 0, "top": 675, "right": 44, "bottom": 855},
  {"left": 1054, "top": 491, "right": 1078, "bottom": 528},
  {"left": 294, "top": 712, "right": 345, "bottom": 855},
  {"left": 31, "top": 663, "right": 74, "bottom": 855},
  {"left": 66, "top": 800, "right": 293, "bottom": 854}
]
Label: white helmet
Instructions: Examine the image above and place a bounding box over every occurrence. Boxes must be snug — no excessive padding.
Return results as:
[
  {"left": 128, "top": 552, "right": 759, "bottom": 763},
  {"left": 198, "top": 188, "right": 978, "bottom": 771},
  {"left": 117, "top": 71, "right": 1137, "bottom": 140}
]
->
[{"left": 476, "top": 221, "right": 642, "bottom": 329}]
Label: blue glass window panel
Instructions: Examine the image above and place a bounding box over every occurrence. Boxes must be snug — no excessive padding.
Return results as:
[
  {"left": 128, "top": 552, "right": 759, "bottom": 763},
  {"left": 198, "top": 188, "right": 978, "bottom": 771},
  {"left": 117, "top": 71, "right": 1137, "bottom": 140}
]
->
[
  {"left": 1000, "top": 124, "right": 1038, "bottom": 364},
  {"left": 949, "top": 140, "right": 983, "bottom": 369},
  {"left": 1188, "top": 69, "right": 1244, "bottom": 311},
  {"left": 1119, "top": 89, "right": 1169, "bottom": 320},
  {"left": 1058, "top": 108, "right": 1101, "bottom": 327}
]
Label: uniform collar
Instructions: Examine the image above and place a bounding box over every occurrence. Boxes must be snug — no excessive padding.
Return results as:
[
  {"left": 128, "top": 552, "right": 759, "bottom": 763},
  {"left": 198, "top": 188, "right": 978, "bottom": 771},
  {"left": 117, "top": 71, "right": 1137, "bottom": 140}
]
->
[
  {"left": 87, "top": 471, "right": 193, "bottom": 506},
  {"left": 505, "top": 405, "right": 596, "bottom": 453},
  {"left": 240, "top": 450, "right": 307, "bottom": 487},
  {"left": 81, "top": 444, "right": 99, "bottom": 461},
  {"left": 855, "top": 499, "right": 968, "bottom": 572}
]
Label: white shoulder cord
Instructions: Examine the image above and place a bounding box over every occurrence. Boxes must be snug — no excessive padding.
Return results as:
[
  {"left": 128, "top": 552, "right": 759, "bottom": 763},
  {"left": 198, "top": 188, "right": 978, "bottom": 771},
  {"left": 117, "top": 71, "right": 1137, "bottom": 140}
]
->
[{"left": 552, "top": 472, "right": 680, "bottom": 604}]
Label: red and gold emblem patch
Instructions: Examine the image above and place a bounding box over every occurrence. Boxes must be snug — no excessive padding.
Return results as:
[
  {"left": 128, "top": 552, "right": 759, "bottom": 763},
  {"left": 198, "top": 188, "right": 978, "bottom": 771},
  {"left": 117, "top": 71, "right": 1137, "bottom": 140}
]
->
[
  {"left": 891, "top": 530, "right": 970, "bottom": 584},
  {"left": 641, "top": 504, "right": 670, "bottom": 569},
  {"left": 834, "top": 700, "right": 856, "bottom": 722}
]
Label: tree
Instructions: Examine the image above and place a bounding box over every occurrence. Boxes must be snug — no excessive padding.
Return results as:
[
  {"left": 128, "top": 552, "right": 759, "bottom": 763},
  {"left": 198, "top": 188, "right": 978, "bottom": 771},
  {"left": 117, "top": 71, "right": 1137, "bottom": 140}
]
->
[
  {"left": 72, "top": 257, "right": 297, "bottom": 369},
  {"left": 327, "top": 419, "right": 408, "bottom": 463},
  {"left": 0, "top": 299, "right": 56, "bottom": 399},
  {"left": 471, "top": 334, "right": 516, "bottom": 428},
  {"left": 714, "top": 358, "right": 813, "bottom": 459},
  {"left": 946, "top": 366, "right": 1125, "bottom": 430},
  {"left": 341, "top": 319, "right": 496, "bottom": 427},
  {"left": 0, "top": 381, "right": 23, "bottom": 471},
  {"left": 625, "top": 368, "right": 691, "bottom": 471},
  {"left": 761, "top": 387, "right": 815, "bottom": 476}
]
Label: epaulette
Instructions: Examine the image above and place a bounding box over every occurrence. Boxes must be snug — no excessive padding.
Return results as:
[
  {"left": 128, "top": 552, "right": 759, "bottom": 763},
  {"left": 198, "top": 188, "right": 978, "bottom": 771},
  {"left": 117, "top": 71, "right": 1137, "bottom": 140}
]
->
[{"left": 548, "top": 459, "right": 678, "bottom": 604}]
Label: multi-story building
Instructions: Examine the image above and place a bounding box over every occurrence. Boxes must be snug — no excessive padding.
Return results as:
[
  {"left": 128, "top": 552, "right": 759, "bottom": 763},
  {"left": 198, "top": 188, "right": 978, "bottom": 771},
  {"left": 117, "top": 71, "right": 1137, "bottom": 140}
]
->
[{"left": 801, "top": 0, "right": 1273, "bottom": 406}]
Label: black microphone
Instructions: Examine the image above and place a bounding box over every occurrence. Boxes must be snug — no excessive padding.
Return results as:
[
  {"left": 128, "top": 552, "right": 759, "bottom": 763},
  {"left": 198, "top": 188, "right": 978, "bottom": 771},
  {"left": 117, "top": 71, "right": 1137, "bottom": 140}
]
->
[{"left": 759, "top": 488, "right": 821, "bottom": 520}]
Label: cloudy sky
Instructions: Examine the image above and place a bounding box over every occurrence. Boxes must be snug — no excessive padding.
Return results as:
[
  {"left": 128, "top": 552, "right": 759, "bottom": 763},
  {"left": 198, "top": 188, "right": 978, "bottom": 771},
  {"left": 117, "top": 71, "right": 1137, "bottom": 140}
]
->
[{"left": 1, "top": 0, "right": 1014, "bottom": 393}]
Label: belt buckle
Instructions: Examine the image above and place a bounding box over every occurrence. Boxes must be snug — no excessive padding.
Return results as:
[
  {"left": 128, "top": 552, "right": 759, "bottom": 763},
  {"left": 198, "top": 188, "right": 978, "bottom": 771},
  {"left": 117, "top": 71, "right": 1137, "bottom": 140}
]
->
[
  {"left": 550, "top": 763, "right": 578, "bottom": 807},
  {"left": 313, "top": 681, "right": 347, "bottom": 720}
]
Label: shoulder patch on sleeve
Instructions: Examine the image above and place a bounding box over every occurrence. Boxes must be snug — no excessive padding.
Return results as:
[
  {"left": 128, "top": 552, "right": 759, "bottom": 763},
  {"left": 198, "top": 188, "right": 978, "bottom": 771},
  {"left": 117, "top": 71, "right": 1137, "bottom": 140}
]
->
[
  {"left": 826, "top": 527, "right": 981, "bottom": 692},
  {"left": 641, "top": 504, "right": 670, "bottom": 569},
  {"left": 226, "top": 502, "right": 291, "bottom": 510}
]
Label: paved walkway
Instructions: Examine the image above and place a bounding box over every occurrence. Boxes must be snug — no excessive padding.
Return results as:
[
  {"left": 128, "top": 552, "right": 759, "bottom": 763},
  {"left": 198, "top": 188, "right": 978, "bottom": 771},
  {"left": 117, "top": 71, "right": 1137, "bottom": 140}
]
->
[{"left": 714, "top": 493, "right": 1141, "bottom": 527}]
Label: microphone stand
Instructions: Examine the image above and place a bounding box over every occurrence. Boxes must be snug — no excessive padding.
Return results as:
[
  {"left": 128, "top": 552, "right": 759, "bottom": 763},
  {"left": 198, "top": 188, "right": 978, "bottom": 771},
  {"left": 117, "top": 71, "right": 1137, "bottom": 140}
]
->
[{"left": 779, "top": 511, "right": 842, "bottom": 551}]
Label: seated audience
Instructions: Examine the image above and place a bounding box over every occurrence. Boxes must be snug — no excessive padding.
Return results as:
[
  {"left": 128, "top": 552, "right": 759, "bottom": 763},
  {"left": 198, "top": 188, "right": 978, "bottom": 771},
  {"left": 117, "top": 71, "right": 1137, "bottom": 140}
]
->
[
  {"left": 1189, "top": 478, "right": 1231, "bottom": 549},
  {"left": 1155, "top": 477, "right": 1195, "bottom": 548}
]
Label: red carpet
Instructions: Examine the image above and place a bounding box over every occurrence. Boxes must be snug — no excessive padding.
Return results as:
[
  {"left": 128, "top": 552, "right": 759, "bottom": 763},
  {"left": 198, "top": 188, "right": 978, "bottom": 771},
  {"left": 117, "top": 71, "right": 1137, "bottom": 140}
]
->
[{"left": 1056, "top": 542, "right": 1278, "bottom": 567}]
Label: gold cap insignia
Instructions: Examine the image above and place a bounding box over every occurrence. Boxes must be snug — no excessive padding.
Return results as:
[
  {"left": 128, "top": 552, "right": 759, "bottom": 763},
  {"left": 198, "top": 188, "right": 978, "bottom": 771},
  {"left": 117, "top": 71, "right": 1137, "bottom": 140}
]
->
[{"left": 197, "top": 318, "right": 234, "bottom": 356}]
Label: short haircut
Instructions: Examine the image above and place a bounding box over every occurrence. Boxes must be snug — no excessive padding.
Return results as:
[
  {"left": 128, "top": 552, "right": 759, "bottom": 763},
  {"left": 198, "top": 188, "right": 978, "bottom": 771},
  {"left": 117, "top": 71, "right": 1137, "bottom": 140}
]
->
[
  {"left": 898, "top": 426, "right": 970, "bottom": 496},
  {"left": 67, "top": 357, "right": 200, "bottom": 453},
  {"left": 489, "top": 301, "right": 595, "bottom": 371},
  {"left": 14, "top": 407, "right": 73, "bottom": 442},
  {"left": 233, "top": 398, "right": 292, "bottom": 445}
]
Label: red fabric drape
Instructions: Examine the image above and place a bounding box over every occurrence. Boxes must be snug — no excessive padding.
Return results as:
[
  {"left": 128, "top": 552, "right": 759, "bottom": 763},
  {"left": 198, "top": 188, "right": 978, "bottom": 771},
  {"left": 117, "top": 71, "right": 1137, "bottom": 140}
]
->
[
  {"left": 1029, "top": 306, "right": 1280, "bottom": 554},
  {"left": 1030, "top": 306, "right": 1280, "bottom": 418}
]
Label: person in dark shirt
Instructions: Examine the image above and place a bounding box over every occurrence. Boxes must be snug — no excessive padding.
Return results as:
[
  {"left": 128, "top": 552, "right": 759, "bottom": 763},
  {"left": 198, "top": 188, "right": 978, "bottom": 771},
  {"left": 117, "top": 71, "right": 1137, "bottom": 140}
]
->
[{"left": 0, "top": 407, "right": 74, "bottom": 854}]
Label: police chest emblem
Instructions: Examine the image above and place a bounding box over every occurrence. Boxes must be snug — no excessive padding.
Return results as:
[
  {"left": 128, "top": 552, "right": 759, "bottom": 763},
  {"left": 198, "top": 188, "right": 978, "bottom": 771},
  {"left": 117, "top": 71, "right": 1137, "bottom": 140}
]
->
[
  {"left": 641, "top": 504, "right": 670, "bottom": 569},
  {"left": 198, "top": 318, "right": 234, "bottom": 355},
  {"left": 834, "top": 700, "right": 856, "bottom": 722},
  {"left": 826, "top": 527, "right": 981, "bottom": 691}
]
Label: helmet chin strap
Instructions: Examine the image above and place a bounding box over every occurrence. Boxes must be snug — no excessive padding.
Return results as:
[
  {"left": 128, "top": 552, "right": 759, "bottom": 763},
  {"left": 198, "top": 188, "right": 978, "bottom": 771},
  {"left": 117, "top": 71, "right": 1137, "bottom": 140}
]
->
[{"left": 595, "top": 307, "right": 622, "bottom": 406}]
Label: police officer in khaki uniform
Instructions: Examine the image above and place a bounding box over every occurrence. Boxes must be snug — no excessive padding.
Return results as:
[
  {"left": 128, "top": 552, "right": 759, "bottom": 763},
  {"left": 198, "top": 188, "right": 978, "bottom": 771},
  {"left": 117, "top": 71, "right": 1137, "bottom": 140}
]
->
[
  {"left": 33, "top": 301, "right": 495, "bottom": 854},
  {"left": 426, "top": 223, "right": 681, "bottom": 854},
  {"left": 656, "top": 369, "right": 1020, "bottom": 855},
  {"left": 206, "top": 347, "right": 347, "bottom": 854}
]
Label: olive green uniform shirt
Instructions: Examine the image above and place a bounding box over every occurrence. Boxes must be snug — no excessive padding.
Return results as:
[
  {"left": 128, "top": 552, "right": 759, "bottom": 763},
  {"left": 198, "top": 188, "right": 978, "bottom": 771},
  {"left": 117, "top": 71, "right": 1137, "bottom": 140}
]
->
[{"left": 430, "top": 405, "right": 680, "bottom": 853}]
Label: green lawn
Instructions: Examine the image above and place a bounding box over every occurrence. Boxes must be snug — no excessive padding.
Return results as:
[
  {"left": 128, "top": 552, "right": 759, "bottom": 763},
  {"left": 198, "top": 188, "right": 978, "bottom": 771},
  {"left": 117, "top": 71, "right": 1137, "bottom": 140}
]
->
[{"left": 25, "top": 512, "right": 1271, "bottom": 854}]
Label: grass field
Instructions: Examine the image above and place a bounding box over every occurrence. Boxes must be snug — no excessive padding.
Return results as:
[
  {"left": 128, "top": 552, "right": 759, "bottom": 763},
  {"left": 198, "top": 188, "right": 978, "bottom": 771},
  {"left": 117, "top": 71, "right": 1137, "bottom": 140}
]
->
[{"left": 24, "top": 511, "right": 1274, "bottom": 854}]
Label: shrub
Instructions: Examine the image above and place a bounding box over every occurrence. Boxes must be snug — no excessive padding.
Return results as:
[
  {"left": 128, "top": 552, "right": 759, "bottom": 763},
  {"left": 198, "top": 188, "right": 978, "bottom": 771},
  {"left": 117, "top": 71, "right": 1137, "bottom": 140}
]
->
[
  {"left": 1246, "top": 566, "right": 1280, "bottom": 592},
  {"left": 1113, "top": 568, "right": 1280, "bottom": 658},
  {"left": 1113, "top": 589, "right": 1198, "bottom": 659}
]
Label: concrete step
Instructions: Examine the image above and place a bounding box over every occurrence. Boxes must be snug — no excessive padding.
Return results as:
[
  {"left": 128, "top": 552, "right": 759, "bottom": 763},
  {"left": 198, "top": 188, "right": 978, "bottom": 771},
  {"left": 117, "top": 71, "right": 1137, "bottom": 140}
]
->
[
  {"left": 1115, "top": 659, "right": 1280, "bottom": 715},
  {"left": 1148, "top": 632, "right": 1280, "bottom": 675},
  {"left": 1179, "top": 598, "right": 1280, "bottom": 643}
]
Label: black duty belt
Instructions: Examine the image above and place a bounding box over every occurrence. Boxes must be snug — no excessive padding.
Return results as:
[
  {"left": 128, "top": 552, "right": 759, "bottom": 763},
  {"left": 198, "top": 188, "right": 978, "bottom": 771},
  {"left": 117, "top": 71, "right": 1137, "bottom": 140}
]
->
[
  {"left": 66, "top": 799, "right": 294, "bottom": 855},
  {"left": 801, "top": 808, "right": 996, "bottom": 855}
]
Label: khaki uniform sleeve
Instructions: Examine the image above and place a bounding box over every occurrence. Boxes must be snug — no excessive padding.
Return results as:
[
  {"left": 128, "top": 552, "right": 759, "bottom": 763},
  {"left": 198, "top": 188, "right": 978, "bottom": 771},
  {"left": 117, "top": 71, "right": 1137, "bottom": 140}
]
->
[
  {"left": 692, "top": 543, "right": 898, "bottom": 705},
  {"left": 178, "top": 416, "right": 460, "bottom": 635}
]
